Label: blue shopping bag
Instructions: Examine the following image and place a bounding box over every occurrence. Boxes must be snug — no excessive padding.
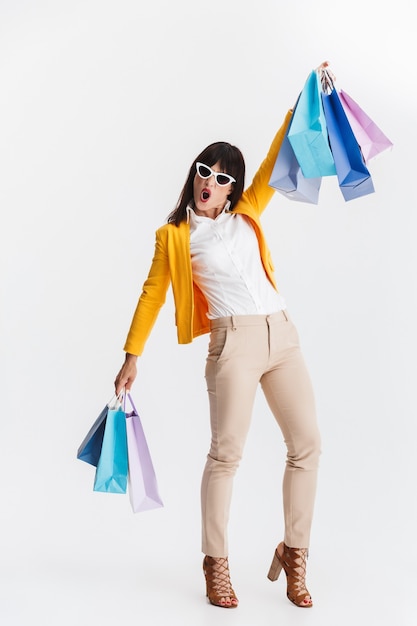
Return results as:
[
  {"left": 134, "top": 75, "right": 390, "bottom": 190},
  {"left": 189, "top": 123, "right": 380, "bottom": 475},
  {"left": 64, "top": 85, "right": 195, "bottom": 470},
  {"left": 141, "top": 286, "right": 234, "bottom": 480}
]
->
[
  {"left": 77, "top": 405, "right": 108, "bottom": 467},
  {"left": 321, "top": 87, "right": 375, "bottom": 202},
  {"left": 288, "top": 70, "right": 336, "bottom": 178},
  {"left": 93, "top": 406, "right": 128, "bottom": 494}
]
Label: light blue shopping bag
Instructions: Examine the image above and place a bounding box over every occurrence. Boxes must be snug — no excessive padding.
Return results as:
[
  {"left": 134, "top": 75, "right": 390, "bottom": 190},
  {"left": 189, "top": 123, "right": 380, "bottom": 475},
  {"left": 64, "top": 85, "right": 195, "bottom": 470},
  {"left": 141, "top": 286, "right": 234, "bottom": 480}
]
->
[
  {"left": 93, "top": 406, "right": 128, "bottom": 494},
  {"left": 288, "top": 70, "right": 336, "bottom": 178}
]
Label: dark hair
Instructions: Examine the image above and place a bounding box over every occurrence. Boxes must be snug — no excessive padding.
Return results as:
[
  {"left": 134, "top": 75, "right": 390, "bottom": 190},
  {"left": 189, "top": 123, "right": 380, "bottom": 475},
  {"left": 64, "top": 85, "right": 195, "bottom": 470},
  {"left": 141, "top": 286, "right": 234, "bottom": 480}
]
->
[{"left": 167, "top": 142, "right": 245, "bottom": 226}]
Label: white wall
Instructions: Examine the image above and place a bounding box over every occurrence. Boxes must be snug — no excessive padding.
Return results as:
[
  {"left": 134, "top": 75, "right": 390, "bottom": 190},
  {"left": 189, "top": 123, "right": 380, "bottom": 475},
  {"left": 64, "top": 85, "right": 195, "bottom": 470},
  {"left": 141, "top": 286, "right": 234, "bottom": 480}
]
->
[{"left": 1, "top": 2, "right": 415, "bottom": 625}]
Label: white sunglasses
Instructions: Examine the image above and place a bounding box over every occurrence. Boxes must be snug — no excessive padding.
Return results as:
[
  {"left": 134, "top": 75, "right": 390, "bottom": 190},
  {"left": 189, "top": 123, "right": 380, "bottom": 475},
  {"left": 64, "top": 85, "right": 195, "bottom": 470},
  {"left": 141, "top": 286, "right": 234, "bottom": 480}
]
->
[{"left": 196, "top": 162, "right": 236, "bottom": 186}]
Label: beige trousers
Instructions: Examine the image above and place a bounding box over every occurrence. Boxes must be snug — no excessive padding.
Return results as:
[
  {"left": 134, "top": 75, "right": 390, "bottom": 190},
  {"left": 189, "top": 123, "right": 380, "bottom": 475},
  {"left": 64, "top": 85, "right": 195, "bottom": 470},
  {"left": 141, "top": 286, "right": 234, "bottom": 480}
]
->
[{"left": 201, "top": 311, "right": 321, "bottom": 557}]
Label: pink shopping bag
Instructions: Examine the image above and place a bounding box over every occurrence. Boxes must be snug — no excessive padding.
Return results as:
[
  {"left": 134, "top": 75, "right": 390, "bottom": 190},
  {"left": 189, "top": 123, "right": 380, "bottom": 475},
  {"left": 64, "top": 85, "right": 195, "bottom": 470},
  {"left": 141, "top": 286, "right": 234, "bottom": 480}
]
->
[{"left": 339, "top": 90, "right": 393, "bottom": 162}]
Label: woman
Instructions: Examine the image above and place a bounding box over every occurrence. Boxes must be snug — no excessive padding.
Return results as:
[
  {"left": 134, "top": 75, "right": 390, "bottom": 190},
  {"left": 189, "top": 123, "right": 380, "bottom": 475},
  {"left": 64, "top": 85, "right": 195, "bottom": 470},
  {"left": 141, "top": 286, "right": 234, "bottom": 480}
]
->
[{"left": 114, "top": 102, "right": 321, "bottom": 609}]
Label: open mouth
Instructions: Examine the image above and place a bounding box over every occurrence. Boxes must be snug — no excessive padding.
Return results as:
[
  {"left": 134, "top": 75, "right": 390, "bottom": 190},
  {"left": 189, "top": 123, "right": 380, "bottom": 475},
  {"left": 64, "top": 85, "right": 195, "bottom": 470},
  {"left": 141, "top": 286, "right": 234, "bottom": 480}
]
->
[{"left": 201, "top": 189, "right": 211, "bottom": 202}]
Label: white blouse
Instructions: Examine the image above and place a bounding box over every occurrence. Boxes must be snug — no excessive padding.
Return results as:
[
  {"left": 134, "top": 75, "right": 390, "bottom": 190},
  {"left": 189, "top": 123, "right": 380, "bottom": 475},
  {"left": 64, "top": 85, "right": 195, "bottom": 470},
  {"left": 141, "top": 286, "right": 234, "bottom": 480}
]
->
[{"left": 187, "top": 205, "right": 286, "bottom": 319}]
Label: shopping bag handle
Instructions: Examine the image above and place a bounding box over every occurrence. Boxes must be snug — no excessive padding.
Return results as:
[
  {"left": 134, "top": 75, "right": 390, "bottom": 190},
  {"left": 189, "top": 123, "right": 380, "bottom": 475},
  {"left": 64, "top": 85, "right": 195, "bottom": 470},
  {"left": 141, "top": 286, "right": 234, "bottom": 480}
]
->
[
  {"left": 127, "top": 393, "right": 138, "bottom": 414},
  {"left": 119, "top": 388, "right": 138, "bottom": 415},
  {"left": 108, "top": 392, "right": 124, "bottom": 410},
  {"left": 318, "top": 65, "right": 336, "bottom": 94}
]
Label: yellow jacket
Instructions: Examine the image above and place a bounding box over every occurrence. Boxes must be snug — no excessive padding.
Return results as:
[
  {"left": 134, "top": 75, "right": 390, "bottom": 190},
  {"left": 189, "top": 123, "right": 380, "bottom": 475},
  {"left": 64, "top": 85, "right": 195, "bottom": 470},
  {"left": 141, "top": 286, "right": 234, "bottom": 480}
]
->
[{"left": 124, "top": 110, "right": 292, "bottom": 356}]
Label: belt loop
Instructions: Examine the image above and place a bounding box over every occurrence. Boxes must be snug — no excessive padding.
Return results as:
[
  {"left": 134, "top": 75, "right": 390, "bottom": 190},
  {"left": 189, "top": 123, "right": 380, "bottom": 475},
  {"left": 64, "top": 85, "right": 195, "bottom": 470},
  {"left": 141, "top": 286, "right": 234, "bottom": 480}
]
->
[
  {"left": 231, "top": 315, "right": 237, "bottom": 331},
  {"left": 282, "top": 309, "right": 288, "bottom": 321}
]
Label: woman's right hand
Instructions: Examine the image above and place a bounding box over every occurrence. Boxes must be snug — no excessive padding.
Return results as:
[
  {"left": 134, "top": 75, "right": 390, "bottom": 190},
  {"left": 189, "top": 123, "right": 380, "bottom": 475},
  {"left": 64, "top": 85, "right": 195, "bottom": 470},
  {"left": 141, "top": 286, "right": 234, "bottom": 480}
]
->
[{"left": 114, "top": 353, "right": 138, "bottom": 395}]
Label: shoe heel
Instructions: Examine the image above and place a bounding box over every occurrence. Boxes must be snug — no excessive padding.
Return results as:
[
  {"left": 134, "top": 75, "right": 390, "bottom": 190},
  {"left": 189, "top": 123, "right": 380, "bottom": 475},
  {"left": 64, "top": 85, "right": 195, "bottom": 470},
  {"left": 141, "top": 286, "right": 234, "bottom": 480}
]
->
[{"left": 267, "top": 550, "right": 283, "bottom": 582}]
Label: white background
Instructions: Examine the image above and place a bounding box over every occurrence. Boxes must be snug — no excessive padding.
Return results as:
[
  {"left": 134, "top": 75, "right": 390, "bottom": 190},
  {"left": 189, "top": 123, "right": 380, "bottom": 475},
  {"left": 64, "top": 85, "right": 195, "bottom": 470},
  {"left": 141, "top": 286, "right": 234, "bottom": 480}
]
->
[{"left": 1, "top": 1, "right": 416, "bottom": 625}]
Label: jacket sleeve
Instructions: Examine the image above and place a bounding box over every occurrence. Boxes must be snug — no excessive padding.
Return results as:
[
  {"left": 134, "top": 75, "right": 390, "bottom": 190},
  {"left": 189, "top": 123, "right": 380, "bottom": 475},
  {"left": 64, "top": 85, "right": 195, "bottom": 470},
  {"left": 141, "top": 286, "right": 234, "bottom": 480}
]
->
[
  {"left": 123, "top": 228, "right": 171, "bottom": 356},
  {"left": 241, "top": 109, "right": 293, "bottom": 216}
]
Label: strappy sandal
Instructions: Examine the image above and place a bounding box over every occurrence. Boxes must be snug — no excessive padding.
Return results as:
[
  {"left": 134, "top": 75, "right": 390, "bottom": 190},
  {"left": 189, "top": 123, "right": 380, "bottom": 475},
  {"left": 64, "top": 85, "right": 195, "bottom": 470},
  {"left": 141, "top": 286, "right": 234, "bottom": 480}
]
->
[
  {"left": 267, "top": 542, "right": 313, "bottom": 608},
  {"left": 203, "top": 556, "right": 239, "bottom": 608}
]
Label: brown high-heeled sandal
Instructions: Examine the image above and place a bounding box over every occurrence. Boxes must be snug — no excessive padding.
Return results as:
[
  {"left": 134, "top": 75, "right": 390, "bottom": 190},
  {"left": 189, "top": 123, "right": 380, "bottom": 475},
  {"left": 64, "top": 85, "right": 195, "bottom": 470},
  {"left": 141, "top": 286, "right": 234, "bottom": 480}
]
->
[
  {"left": 203, "top": 556, "right": 239, "bottom": 608},
  {"left": 267, "top": 542, "right": 313, "bottom": 608}
]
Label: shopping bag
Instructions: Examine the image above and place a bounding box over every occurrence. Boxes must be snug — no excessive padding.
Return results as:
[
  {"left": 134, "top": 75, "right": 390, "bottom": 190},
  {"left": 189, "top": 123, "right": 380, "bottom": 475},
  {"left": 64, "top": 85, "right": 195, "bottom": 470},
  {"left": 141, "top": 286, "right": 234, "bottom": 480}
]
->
[
  {"left": 339, "top": 90, "right": 393, "bottom": 163},
  {"left": 269, "top": 129, "right": 321, "bottom": 204},
  {"left": 321, "top": 87, "right": 375, "bottom": 202},
  {"left": 93, "top": 405, "right": 128, "bottom": 494},
  {"left": 77, "top": 405, "right": 108, "bottom": 466},
  {"left": 288, "top": 70, "right": 336, "bottom": 178},
  {"left": 77, "top": 395, "right": 122, "bottom": 466},
  {"left": 125, "top": 394, "right": 164, "bottom": 513}
]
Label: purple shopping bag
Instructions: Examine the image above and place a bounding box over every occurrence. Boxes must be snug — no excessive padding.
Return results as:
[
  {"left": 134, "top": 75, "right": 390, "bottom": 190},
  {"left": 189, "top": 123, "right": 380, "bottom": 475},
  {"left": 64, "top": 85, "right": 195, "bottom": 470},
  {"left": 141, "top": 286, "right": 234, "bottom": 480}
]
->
[
  {"left": 125, "top": 394, "right": 163, "bottom": 513},
  {"left": 339, "top": 90, "right": 393, "bottom": 163}
]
